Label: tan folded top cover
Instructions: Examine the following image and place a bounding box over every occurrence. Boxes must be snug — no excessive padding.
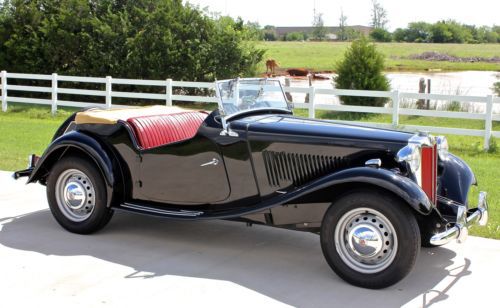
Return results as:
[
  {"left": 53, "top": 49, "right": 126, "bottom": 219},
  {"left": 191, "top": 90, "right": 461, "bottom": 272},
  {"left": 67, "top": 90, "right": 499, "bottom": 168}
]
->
[{"left": 75, "top": 105, "right": 194, "bottom": 125}]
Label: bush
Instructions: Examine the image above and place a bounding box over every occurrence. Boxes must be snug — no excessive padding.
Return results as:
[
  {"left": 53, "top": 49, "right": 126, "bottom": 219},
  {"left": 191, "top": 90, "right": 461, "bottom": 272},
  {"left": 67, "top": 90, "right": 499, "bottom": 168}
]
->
[
  {"left": 392, "top": 20, "right": 498, "bottom": 43},
  {"left": 285, "top": 32, "right": 305, "bottom": 41},
  {"left": 493, "top": 81, "right": 500, "bottom": 96},
  {"left": 0, "top": 0, "right": 264, "bottom": 81},
  {"left": 334, "top": 37, "right": 390, "bottom": 107},
  {"left": 369, "top": 28, "right": 392, "bottom": 42},
  {"left": 263, "top": 25, "right": 277, "bottom": 41}
]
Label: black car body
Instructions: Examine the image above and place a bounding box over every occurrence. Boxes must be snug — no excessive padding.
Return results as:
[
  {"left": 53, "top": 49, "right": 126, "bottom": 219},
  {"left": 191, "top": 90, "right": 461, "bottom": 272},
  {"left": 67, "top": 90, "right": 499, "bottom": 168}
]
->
[{"left": 14, "top": 78, "right": 488, "bottom": 289}]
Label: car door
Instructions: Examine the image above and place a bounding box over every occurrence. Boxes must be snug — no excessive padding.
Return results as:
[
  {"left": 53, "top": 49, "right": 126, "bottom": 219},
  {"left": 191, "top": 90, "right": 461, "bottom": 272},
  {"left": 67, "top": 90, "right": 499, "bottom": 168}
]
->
[{"left": 138, "top": 135, "right": 230, "bottom": 204}]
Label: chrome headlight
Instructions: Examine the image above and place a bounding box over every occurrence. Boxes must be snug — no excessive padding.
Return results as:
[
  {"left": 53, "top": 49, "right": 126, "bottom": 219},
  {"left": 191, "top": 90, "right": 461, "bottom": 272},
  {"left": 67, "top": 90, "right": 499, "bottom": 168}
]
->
[
  {"left": 396, "top": 144, "right": 421, "bottom": 173},
  {"left": 436, "top": 136, "right": 449, "bottom": 160}
]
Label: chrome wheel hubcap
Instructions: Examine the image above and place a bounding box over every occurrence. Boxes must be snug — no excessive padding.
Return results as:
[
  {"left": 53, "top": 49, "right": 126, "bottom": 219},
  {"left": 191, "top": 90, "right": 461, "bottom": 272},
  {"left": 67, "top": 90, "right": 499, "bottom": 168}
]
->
[
  {"left": 334, "top": 208, "right": 397, "bottom": 274},
  {"left": 55, "top": 169, "right": 96, "bottom": 222}
]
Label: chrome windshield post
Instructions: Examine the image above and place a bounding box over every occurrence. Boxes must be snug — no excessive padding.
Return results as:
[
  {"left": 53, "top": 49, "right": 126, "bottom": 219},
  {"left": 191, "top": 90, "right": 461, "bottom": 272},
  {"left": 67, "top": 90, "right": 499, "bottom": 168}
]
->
[
  {"left": 219, "top": 116, "right": 238, "bottom": 137},
  {"left": 216, "top": 79, "right": 239, "bottom": 137}
]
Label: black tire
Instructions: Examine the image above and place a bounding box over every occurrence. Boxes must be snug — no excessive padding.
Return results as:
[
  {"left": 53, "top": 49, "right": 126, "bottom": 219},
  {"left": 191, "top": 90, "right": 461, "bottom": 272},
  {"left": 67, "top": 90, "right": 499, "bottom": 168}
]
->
[
  {"left": 320, "top": 190, "right": 420, "bottom": 289},
  {"left": 47, "top": 156, "right": 113, "bottom": 234}
]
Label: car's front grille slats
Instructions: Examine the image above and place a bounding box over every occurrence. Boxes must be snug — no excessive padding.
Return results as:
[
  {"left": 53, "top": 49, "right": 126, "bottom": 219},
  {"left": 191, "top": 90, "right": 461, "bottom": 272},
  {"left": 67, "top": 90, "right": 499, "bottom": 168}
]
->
[{"left": 263, "top": 151, "right": 348, "bottom": 187}]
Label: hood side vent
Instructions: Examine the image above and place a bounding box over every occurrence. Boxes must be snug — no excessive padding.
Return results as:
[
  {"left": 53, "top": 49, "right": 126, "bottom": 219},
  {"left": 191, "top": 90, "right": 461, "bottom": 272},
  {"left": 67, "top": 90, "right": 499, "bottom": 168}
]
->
[{"left": 262, "top": 151, "right": 348, "bottom": 187}]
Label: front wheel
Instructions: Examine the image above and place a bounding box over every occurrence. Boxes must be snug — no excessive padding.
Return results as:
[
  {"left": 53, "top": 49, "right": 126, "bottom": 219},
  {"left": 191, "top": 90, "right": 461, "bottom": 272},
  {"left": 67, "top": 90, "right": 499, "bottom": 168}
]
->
[
  {"left": 320, "top": 190, "right": 420, "bottom": 289},
  {"left": 47, "top": 156, "right": 113, "bottom": 234}
]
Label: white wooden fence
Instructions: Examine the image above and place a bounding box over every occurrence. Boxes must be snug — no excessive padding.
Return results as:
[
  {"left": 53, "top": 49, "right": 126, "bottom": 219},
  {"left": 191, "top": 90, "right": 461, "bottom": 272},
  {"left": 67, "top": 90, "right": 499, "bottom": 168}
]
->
[{"left": 1, "top": 71, "right": 499, "bottom": 149}]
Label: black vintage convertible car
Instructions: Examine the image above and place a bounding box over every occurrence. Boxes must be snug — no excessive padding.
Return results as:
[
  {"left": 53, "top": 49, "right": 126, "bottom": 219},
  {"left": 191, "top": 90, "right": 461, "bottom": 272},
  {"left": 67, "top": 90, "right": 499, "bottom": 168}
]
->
[{"left": 14, "top": 78, "right": 488, "bottom": 289}]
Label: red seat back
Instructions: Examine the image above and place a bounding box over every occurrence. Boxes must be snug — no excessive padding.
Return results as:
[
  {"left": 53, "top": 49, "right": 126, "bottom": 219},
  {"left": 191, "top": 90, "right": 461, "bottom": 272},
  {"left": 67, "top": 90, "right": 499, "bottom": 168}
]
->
[{"left": 127, "top": 111, "right": 208, "bottom": 150}]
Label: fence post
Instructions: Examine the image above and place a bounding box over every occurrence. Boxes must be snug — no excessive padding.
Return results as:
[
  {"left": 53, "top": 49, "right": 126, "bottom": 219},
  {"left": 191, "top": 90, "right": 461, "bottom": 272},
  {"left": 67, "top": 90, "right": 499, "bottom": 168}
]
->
[
  {"left": 51, "top": 73, "right": 58, "bottom": 115},
  {"left": 391, "top": 90, "right": 400, "bottom": 127},
  {"left": 1, "top": 70, "right": 7, "bottom": 112},
  {"left": 308, "top": 86, "right": 316, "bottom": 119},
  {"left": 284, "top": 78, "right": 293, "bottom": 102},
  {"left": 484, "top": 95, "right": 493, "bottom": 150},
  {"left": 105, "top": 76, "right": 112, "bottom": 109},
  {"left": 166, "top": 78, "right": 173, "bottom": 106}
]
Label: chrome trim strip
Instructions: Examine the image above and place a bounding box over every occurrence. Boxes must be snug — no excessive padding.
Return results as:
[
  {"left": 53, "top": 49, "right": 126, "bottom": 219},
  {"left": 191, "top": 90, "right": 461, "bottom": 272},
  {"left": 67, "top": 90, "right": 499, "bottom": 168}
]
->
[
  {"left": 200, "top": 158, "right": 219, "bottom": 167},
  {"left": 365, "top": 158, "right": 382, "bottom": 168},
  {"left": 121, "top": 203, "right": 204, "bottom": 217}
]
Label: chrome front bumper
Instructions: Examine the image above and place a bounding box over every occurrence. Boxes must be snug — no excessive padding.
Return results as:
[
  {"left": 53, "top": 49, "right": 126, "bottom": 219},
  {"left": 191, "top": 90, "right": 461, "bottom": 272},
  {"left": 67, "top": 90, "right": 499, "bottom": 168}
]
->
[{"left": 430, "top": 191, "right": 488, "bottom": 246}]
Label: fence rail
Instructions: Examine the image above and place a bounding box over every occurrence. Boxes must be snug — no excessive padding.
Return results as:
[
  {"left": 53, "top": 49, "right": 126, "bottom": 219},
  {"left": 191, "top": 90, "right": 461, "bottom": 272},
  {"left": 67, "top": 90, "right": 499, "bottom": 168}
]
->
[{"left": 1, "top": 71, "right": 499, "bottom": 149}]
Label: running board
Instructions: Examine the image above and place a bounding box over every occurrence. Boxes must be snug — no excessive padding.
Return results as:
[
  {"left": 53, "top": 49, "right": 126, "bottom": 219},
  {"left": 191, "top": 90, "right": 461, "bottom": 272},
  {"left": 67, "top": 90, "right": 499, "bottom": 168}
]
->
[{"left": 119, "top": 202, "right": 204, "bottom": 218}]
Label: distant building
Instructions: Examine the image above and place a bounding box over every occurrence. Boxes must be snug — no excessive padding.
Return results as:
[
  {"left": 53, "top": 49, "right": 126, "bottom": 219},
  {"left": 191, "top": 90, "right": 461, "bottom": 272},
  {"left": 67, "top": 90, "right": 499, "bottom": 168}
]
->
[{"left": 275, "top": 26, "right": 372, "bottom": 40}]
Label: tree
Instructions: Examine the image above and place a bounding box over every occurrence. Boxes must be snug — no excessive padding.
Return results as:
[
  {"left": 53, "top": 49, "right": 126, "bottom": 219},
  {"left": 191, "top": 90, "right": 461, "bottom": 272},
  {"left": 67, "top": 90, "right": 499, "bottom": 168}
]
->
[
  {"left": 370, "top": 28, "right": 392, "bottom": 42},
  {"left": 334, "top": 37, "right": 390, "bottom": 107},
  {"left": 338, "top": 9, "right": 348, "bottom": 41},
  {"left": 263, "top": 25, "right": 277, "bottom": 41},
  {"left": 484, "top": 30, "right": 499, "bottom": 43},
  {"left": 430, "top": 22, "right": 453, "bottom": 43},
  {"left": 494, "top": 26, "right": 500, "bottom": 43},
  {"left": 0, "top": 0, "right": 264, "bottom": 81},
  {"left": 405, "top": 22, "right": 432, "bottom": 42},
  {"left": 245, "top": 21, "right": 264, "bottom": 41},
  {"left": 370, "top": 0, "right": 388, "bottom": 29},
  {"left": 392, "top": 28, "right": 406, "bottom": 42},
  {"left": 429, "top": 20, "right": 472, "bottom": 43},
  {"left": 312, "top": 12, "right": 327, "bottom": 41},
  {"left": 345, "top": 28, "right": 363, "bottom": 41},
  {"left": 446, "top": 20, "right": 472, "bottom": 43}
]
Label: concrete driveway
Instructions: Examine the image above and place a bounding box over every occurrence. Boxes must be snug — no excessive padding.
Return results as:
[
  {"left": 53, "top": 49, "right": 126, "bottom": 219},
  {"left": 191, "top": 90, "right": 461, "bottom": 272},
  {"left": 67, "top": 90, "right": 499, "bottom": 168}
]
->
[{"left": 0, "top": 171, "right": 498, "bottom": 307}]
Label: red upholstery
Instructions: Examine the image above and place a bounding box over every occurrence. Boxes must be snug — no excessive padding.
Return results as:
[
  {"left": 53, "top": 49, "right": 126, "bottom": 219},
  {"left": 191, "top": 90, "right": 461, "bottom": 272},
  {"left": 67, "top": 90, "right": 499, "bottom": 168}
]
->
[{"left": 127, "top": 111, "right": 208, "bottom": 149}]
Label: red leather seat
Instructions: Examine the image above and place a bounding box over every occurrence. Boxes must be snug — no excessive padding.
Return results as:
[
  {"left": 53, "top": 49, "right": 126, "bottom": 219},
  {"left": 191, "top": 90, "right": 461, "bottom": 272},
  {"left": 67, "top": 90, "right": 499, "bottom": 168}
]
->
[{"left": 127, "top": 111, "right": 208, "bottom": 150}]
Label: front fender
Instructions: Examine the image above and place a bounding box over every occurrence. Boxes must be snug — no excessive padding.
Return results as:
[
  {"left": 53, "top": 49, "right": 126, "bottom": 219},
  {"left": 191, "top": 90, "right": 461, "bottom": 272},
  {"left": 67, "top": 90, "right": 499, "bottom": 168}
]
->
[
  {"left": 438, "top": 153, "right": 476, "bottom": 206},
  {"left": 295, "top": 167, "right": 434, "bottom": 215},
  {"left": 210, "top": 167, "right": 433, "bottom": 220},
  {"left": 28, "top": 131, "right": 115, "bottom": 206}
]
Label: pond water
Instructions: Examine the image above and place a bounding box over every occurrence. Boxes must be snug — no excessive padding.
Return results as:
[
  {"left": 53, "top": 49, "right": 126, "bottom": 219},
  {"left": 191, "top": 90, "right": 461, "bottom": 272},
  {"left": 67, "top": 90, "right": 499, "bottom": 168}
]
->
[
  {"left": 280, "top": 70, "right": 500, "bottom": 113},
  {"left": 387, "top": 71, "right": 499, "bottom": 96}
]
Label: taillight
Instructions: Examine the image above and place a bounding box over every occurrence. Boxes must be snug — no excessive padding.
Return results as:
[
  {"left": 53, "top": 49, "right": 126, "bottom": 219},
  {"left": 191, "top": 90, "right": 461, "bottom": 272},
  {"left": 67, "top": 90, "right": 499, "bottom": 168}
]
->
[{"left": 421, "top": 144, "right": 438, "bottom": 204}]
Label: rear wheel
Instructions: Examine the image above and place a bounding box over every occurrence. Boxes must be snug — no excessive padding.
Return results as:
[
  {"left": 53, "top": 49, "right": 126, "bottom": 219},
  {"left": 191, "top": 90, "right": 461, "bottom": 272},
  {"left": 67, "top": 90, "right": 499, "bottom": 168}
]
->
[
  {"left": 320, "top": 190, "right": 420, "bottom": 289},
  {"left": 47, "top": 156, "right": 113, "bottom": 234}
]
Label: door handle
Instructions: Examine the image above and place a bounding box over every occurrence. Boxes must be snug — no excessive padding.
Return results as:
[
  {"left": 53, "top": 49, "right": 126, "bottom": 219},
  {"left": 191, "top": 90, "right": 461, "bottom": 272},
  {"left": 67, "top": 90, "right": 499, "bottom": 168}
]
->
[{"left": 200, "top": 158, "right": 219, "bottom": 167}]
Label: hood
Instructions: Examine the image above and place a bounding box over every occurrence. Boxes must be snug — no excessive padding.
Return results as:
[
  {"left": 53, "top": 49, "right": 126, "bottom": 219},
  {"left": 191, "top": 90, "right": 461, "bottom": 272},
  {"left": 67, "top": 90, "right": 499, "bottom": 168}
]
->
[{"left": 234, "top": 115, "right": 412, "bottom": 147}]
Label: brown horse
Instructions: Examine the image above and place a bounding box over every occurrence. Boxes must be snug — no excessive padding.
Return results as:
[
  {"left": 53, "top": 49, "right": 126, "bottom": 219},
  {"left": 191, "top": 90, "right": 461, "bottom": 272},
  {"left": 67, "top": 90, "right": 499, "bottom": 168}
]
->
[{"left": 265, "top": 59, "right": 279, "bottom": 75}]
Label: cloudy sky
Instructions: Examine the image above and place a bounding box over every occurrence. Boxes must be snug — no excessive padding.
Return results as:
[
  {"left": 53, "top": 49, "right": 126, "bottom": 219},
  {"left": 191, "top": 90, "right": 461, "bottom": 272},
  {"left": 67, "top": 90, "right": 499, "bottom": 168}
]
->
[{"left": 186, "top": 0, "right": 499, "bottom": 30}]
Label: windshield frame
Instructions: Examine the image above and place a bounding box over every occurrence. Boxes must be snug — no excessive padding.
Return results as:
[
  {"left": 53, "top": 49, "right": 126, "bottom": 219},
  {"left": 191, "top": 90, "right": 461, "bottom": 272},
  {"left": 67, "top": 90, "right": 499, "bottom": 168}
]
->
[{"left": 215, "top": 78, "right": 292, "bottom": 122}]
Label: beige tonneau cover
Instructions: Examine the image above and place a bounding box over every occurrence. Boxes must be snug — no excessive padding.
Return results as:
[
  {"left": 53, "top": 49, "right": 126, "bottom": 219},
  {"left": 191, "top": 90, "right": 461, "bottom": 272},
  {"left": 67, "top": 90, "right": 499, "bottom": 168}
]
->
[{"left": 75, "top": 105, "right": 194, "bottom": 125}]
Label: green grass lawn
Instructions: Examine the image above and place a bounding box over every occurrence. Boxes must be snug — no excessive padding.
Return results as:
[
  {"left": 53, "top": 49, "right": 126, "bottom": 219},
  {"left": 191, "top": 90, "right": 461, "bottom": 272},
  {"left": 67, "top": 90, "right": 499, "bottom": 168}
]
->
[
  {"left": 1, "top": 103, "right": 499, "bottom": 239},
  {"left": 258, "top": 41, "right": 500, "bottom": 72}
]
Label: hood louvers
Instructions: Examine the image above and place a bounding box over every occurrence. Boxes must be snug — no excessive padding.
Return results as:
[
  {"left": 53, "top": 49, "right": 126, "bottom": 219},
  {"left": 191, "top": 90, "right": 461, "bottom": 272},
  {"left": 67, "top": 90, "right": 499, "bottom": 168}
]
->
[{"left": 262, "top": 150, "right": 348, "bottom": 187}]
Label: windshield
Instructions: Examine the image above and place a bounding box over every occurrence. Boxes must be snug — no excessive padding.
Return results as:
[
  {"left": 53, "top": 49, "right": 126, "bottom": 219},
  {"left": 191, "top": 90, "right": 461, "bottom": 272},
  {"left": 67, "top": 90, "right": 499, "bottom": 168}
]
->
[{"left": 216, "top": 78, "right": 289, "bottom": 117}]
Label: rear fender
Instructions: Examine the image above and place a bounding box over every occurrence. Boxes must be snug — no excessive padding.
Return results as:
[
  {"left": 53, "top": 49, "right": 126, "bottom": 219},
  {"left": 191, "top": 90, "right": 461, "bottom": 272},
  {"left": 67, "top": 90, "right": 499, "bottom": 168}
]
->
[{"left": 28, "top": 131, "right": 116, "bottom": 207}]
